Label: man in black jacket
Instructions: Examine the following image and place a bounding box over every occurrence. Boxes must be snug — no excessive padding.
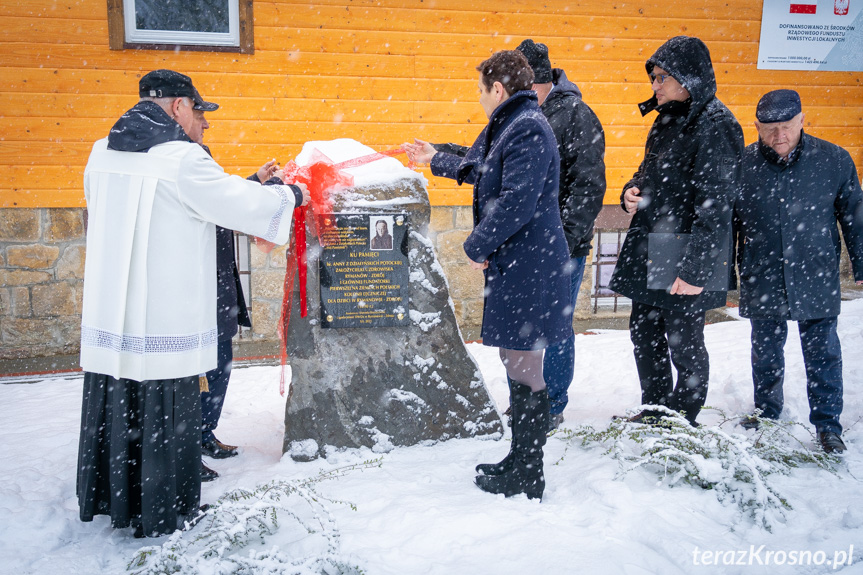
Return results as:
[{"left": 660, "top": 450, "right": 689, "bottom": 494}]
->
[
  {"left": 733, "top": 89, "right": 863, "bottom": 453},
  {"left": 197, "top": 130, "right": 284, "bottom": 478},
  {"left": 433, "top": 39, "right": 606, "bottom": 431},
  {"left": 609, "top": 36, "right": 744, "bottom": 427},
  {"left": 516, "top": 39, "right": 606, "bottom": 431},
  {"left": 199, "top": 164, "right": 278, "bottom": 479}
]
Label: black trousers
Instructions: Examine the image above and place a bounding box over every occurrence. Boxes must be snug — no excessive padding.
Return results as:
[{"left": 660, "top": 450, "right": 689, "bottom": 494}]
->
[
  {"left": 629, "top": 301, "right": 709, "bottom": 424},
  {"left": 202, "top": 337, "right": 233, "bottom": 443}
]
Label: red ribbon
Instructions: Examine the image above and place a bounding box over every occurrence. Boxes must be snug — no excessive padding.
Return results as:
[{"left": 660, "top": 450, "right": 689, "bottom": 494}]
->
[{"left": 271, "top": 146, "right": 414, "bottom": 395}]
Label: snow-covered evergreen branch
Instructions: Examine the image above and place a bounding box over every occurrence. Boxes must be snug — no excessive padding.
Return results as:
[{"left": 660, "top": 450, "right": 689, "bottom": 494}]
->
[
  {"left": 556, "top": 407, "right": 840, "bottom": 531},
  {"left": 127, "top": 458, "right": 382, "bottom": 575}
]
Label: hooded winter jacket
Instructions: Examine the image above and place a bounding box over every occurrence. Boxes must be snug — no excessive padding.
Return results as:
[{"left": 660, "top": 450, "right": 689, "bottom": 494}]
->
[
  {"left": 609, "top": 36, "right": 745, "bottom": 313},
  {"left": 543, "top": 69, "right": 606, "bottom": 258},
  {"left": 734, "top": 132, "right": 863, "bottom": 320}
]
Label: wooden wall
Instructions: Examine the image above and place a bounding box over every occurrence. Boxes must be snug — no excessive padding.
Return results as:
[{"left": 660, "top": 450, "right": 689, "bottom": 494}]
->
[{"left": 1, "top": 0, "right": 861, "bottom": 209}]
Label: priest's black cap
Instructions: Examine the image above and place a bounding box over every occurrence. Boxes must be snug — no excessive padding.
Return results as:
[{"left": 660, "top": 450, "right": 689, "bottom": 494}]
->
[{"left": 139, "top": 69, "right": 219, "bottom": 112}]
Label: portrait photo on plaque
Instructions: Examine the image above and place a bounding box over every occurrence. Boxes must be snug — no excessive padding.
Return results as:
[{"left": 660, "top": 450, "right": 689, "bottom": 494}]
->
[
  {"left": 320, "top": 213, "right": 410, "bottom": 329},
  {"left": 370, "top": 216, "right": 394, "bottom": 250}
]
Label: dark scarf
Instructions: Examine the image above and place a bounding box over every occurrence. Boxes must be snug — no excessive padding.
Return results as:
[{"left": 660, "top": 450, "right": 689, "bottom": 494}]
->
[
  {"left": 639, "top": 95, "right": 692, "bottom": 119},
  {"left": 107, "top": 101, "right": 191, "bottom": 153}
]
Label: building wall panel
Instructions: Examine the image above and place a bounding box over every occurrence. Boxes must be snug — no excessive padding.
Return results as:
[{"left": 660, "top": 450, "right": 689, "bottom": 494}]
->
[{"left": 0, "top": 0, "right": 859, "bottom": 209}]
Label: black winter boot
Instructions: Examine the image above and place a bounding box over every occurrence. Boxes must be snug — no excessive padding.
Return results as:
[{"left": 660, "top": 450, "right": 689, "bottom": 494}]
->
[
  {"left": 476, "top": 377, "right": 517, "bottom": 476},
  {"left": 475, "top": 383, "right": 548, "bottom": 500}
]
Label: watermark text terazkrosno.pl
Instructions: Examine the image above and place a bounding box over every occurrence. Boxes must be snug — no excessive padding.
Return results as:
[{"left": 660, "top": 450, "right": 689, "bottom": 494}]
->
[{"left": 692, "top": 545, "right": 854, "bottom": 568}]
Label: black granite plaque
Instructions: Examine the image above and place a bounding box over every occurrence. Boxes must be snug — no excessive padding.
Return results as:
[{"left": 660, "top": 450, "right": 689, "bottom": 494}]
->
[{"left": 319, "top": 213, "right": 410, "bottom": 328}]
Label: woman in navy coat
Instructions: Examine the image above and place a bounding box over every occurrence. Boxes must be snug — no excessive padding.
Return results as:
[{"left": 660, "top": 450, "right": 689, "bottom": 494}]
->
[{"left": 405, "top": 50, "right": 570, "bottom": 500}]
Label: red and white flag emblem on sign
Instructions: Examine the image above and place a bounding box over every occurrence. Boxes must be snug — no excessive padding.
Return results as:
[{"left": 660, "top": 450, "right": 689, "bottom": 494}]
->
[
  {"left": 835, "top": 0, "right": 850, "bottom": 15},
  {"left": 790, "top": 3, "right": 818, "bottom": 13}
]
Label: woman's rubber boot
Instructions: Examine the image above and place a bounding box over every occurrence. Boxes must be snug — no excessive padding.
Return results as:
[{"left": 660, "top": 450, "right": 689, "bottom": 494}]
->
[
  {"left": 475, "top": 382, "right": 548, "bottom": 500},
  {"left": 476, "top": 376, "right": 517, "bottom": 476}
]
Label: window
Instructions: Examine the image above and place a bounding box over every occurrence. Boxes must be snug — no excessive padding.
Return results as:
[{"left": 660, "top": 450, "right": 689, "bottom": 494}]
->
[
  {"left": 107, "top": 0, "right": 253, "bottom": 53},
  {"left": 234, "top": 232, "right": 252, "bottom": 339}
]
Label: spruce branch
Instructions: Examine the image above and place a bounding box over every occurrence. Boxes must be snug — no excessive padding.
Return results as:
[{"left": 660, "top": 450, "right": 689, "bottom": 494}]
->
[
  {"left": 127, "top": 458, "right": 382, "bottom": 575},
  {"left": 556, "top": 407, "right": 841, "bottom": 531}
]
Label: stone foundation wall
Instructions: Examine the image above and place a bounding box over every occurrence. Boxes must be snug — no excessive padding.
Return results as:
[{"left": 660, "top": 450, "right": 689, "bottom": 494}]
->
[
  {"left": 424, "top": 206, "right": 597, "bottom": 333},
  {"left": 1, "top": 206, "right": 640, "bottom": 361},
  {"left": 0, "top": 208, "right": 86, "bottom": 360},
  {"left": 248, "top": 242, "right": 292, "bottom": 341}
]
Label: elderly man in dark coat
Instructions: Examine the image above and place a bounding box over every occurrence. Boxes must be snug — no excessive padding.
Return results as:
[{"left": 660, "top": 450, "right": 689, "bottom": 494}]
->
[
  {"left": 609, "top": 36, "right": 745, "bottom": 426},
  {"left": 733, "top": 89, "right": 863, "bottom": 453},
  {"left": 405, "top": 50, "right": 569, "bottom": 500}
]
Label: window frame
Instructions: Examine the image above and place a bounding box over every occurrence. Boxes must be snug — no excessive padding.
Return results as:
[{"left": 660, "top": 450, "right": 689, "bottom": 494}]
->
[{"left": 107, "top": 0, "right": 254, "bottom": 54}]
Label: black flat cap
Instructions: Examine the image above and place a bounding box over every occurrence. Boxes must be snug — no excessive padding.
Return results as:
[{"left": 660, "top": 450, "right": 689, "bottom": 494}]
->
[
  {"left": 516, "top": 39, "right": 553, "bottom": 84},
  {"left": 139, "top": 69, "right": 219, "bottom": 112},
  {"left": 756, "top": 89, "right": 801, "bottom": 123}
]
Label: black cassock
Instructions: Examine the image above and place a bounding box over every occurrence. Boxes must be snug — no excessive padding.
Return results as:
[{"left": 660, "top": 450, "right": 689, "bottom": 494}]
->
[{"left": 77, "top": 373, "right": 201, "bottom": 537}]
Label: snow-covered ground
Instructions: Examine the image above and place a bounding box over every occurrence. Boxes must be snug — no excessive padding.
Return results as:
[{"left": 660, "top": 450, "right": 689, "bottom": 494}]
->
[{"left": 3, "top": 301, "right": 863, "bottom": 575}]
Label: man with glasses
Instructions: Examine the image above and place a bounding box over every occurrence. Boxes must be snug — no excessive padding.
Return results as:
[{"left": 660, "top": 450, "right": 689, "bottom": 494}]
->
[
  {"left": 733, "top": 89, "right": 863, "bottom": 453},
  {"left": 77, "top": 69, "right": 308, "bottom": 537},
  {"left": 610, "top": 36, "right": 744, "bottom": 427}
]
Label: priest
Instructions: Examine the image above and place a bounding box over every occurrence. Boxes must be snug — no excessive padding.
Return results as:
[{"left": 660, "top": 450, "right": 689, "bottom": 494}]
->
[{"left": 76, "top": 69, "right": 308, "bottom": 537}]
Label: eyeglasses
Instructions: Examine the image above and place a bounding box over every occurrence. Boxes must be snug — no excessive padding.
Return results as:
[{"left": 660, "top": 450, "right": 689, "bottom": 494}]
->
[{"left": 649, "top": 72, "right": 671, "bottom": 85}]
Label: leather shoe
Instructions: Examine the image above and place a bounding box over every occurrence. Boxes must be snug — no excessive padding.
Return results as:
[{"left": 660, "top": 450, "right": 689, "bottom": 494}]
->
[
  {"left": 201, "top": 461, "right": 219, "bottom": 482},
  {"left": 547, "top": 413, "right": 565, "bottom": 433},
  {"left": 202, "top": 437, "right": 239, "bottom": 459},
  {"left": 178, "top": 504, "right": 211, "bottom": 531},
  {"left": 613, "top": 410, "right": 661, "bottom": 425},
  {"left": 739, "top": 415, "right": 760, "bottom": 430},
  {"left": 818, "top": 431, "right": 847, "bottom": 454}
]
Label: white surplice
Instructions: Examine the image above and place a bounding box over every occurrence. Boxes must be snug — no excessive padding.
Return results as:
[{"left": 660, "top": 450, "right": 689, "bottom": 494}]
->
[{"left": 80, "top": 139, "right": 295, "bottom": 381}]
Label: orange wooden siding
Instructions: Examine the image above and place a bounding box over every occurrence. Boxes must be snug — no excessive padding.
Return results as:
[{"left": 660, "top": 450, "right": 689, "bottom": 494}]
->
[{"left": 1, "top": 0, "right": 861, "bottom": 208}]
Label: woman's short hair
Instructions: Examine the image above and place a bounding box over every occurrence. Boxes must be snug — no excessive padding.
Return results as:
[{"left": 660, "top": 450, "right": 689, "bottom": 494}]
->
[{"left": 476, "top": 50, "right": 534, "bottom": 95}]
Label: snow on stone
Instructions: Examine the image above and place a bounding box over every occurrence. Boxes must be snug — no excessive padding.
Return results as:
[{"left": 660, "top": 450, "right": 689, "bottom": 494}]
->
[
  {"left": 384, "top": 389, "right": 429, "bottom": 415},
  {"left": 342, "top": 194, "right": 420, "bottom": 210},
  {"left": 409, "top": 309, "right": 442, "bottom": 332},
  {"left": 409, "top": 268, "right": 439, "bottom": 294},
  {"left": 409, "top": 230, "right": 435, "bottom": 250},
  {"left": 294, "top": 138, "right": 426, "bottom": 188},
  {"left": 453, "top": 394, "right": 471, "bottom": 408},
  {"left": 367, "top": 428, "right": 395, "bottom": 453},
  {"left": 411, "top": 355, "right": 436, "bottom": 373},
  {"left": 407, "top": 233, "right": 441, "bottom": 294},
  {"left": 286, "top": 438, "right": 319, "bottom": 460},
  {"left": 430, "top": 260, "right": 447, "bottom": 280}
]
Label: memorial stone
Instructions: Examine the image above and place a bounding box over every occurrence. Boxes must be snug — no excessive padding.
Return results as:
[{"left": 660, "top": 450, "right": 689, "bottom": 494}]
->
[{"left": 283, "top": 140, "right": 503, "bottom": 461}]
